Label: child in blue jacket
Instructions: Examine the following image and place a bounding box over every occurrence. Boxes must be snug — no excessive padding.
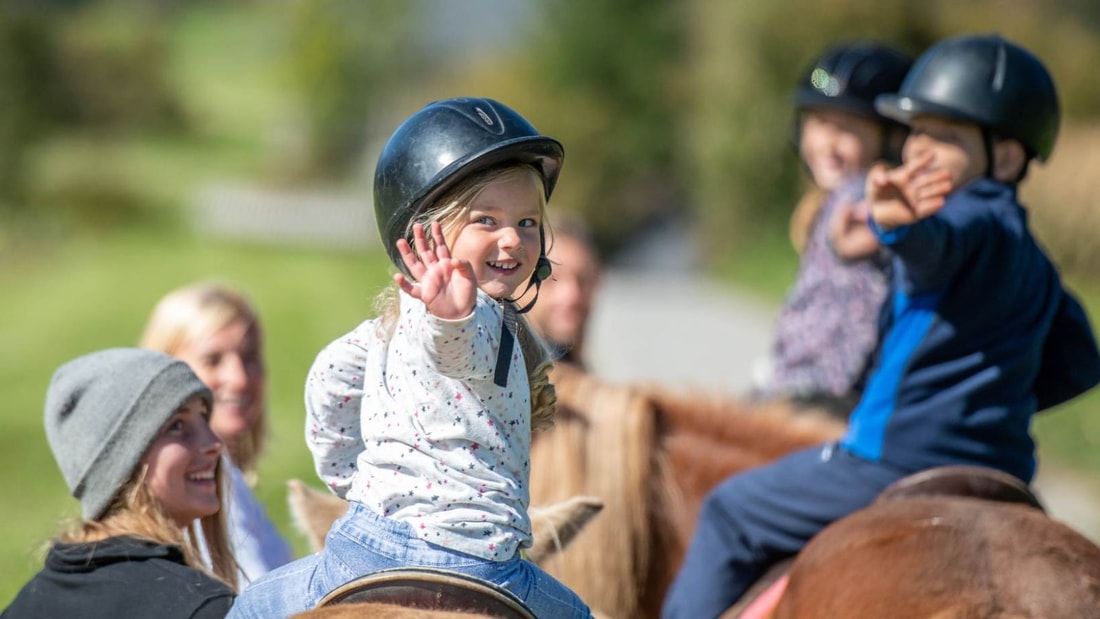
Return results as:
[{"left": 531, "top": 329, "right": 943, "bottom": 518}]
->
[{"left": 663, "top": 33, "right": 1100, "bottom": 619}]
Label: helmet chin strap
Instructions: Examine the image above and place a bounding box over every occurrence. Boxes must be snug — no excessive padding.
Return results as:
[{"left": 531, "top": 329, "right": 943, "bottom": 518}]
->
[
  {"left": 506, "top": 256, "right": 550, "bottom": 314},
  {"left": 492, "top": 253, "right": 550, "bottom": 387},
  {"left": 982, "top": 128, "right": 997, "bottom": 179}
]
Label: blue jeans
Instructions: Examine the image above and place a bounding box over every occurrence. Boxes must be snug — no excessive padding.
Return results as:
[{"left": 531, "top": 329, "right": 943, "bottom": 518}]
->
[
  {"left": 228, "top": 501, "right": 592, "bottom": 618},
  {"left": 661, "top": 444, "right": 909, "bottom": 619}
]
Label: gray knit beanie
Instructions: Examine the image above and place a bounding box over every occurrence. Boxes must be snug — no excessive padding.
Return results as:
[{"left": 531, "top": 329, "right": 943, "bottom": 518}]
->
[{"left": 44, "top": 348, "right": 213, "bottom": 520}]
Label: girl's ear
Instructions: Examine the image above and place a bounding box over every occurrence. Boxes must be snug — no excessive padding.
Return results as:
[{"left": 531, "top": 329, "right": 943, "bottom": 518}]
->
[{"left": 992, "top": 139, "right": 1027, "bottom": 183}]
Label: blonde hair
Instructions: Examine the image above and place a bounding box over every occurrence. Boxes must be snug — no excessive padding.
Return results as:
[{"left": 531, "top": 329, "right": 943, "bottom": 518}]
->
[
  {"left": 140, "top": 283, "right": 267, "bottom": 476},
  {"left": 789, "top": 185, "right": 826, "bottom": 254},
  {"left": 377, "top": 163, "right": 557, "bottom": 433},
  {"left": 58, "top": 462, "right": 239, "bottom": 591}
]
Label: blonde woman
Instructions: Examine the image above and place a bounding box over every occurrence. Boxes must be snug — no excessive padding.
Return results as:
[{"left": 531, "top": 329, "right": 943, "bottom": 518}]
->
[
  {"left": 4, "top": 348, "right": 236, "bottom": 618},
  {"left": 142, "top": 283, "right": 293, "bottom": 585}
]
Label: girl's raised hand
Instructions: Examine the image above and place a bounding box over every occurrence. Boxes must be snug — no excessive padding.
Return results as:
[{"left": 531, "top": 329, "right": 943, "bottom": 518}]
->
[
  {"left": 867, "top": 151, "right": 954, "bottom": 231},
  {"left": 394, "top": 222, "right": 477, "bottom": 320}
]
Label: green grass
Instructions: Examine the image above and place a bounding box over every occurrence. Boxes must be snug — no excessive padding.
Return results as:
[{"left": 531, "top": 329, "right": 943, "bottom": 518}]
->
[{"left": 0, "top": 229, "right": 393, "bottom": 604}]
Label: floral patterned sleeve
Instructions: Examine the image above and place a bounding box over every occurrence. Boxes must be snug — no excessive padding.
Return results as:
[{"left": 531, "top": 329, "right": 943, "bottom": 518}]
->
[{"left": 304, "top": 319, "right": 376, "bottom": 498}]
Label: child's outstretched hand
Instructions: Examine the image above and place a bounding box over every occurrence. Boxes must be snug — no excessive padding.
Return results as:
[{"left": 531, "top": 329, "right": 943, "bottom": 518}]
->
[
  {"left": 394, "top": 222, "right": 477, "bottom": 320},
  {"left": 867, "top": 151, "right": 954, "bottom": 231},
  {"left": 828, "top": 198, "right": 880, "bottom": 260}
]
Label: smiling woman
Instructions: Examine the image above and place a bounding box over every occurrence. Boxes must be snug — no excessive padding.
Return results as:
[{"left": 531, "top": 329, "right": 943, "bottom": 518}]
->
[
  {"left": 141, "top": 283, "right": 295, "bottom": 586},
  {"left": 2, "top": 348, "right": 237, "bottom": 619},
  {"left": 143, "top": 395, "right": 225, "bottom": 527}
]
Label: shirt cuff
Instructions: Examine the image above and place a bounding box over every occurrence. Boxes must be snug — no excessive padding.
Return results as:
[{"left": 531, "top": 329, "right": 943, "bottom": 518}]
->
[{"left": 870, "top": 218, "right": 911, "bottom": 245}]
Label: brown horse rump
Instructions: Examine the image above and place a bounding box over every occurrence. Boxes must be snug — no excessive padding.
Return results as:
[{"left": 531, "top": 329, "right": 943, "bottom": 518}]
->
[
  {"left": 775, "top": 495, "right": 1100, "bottom": 618},
  {"left": 724, "top": 465, "right": 1055, "bottom": 618}
]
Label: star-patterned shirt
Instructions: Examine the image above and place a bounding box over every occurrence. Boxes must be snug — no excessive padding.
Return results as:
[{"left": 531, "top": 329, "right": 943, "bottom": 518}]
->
[{"left": 304, "top": 289, "right": 532, "bottom": 561}]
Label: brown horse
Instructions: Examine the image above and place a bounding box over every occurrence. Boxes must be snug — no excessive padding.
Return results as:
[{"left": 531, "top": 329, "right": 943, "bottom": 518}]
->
[
  {"left": 286, "top": 481, "right": 605, "bottom": 562},
  {"left": 291, "top": 566, "right": 538, "bottom": 619},
  {"left": 289, "top": 363, "right": 1100, "bottom": 617},
  {"left": 528, "top": 362, "right": 845, "bottom": 618},
  {"left": 774, "top": 494, "right": 1100, "bottom": 618},
  {"left": 531, "top": 364, "right": 1100, "bottom": 618},
  {"left": 294, "top": 606, "right": 496, "bottom": 619}
]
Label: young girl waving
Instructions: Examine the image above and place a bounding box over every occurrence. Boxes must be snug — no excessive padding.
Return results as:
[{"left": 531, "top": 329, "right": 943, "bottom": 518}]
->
[{"left": 229, "top": 97, "right": 592, "bottom": 618}]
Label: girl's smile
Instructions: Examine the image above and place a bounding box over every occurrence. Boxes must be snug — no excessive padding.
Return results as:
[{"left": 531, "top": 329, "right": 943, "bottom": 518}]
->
[
  {"left": 800, "top": 109, "right": 884, "bottom": 192},
  {"left": 174, "top": 318, "right": 265, "bottom": 456},
  {"left": 142, "top": 395, "right": 224, "bottom": 527},
  {"left": 447, "top": 169, "right": 545, "bottom": 300}
]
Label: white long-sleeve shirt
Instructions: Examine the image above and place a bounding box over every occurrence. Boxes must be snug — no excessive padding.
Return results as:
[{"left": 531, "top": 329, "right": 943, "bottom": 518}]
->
[
  {"left": 227, "top": 463, "right": 294, "bottom": 586},
  {"left": 198, "top": 459, "right": 294, "bottom": 589},
  {"left": 305, "top": 290, "right": 532, "bottom": 560}
]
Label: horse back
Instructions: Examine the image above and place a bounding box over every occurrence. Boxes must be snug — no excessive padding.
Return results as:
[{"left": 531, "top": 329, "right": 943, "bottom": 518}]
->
[{"left": 776, "top": 496, "right": 1100, "bottom": 618}]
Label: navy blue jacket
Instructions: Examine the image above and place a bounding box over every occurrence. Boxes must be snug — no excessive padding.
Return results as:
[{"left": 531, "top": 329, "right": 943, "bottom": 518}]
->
[
  {"left": 841, "top": 178, "right": 1100, "bottom": 482},
  {"left": 2, "top": 536, "right": 234, "bottom": 619}
]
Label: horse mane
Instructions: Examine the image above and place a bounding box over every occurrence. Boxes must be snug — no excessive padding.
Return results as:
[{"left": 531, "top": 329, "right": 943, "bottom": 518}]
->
[
  {"left": 530, "top": 363, "right": 658, "bottom": 618},
  {"left": 530, "top": 364, "right": 846, "bottom": 618}
]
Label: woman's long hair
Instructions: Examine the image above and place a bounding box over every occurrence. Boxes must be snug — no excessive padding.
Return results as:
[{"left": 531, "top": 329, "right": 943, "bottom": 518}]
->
[
  {"left": 58, "top": 461, "right": 239, "bottom": 591},
  {"left": 141, "top": 284, "right": 268, "bottom": 479}
]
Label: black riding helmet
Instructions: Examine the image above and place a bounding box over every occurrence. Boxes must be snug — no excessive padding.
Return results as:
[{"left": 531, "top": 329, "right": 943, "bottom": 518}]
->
[
  {"left": 374, "top": 98, "right": 563, "bottom": 388},
  {"left": 793, "top": 41, "right": 913, "bottom": 164},
  {"left": 373, "top": 97, "right": 564, "bottom": 280},
  {"left": 875, "top": 34, "right": 1060, "bottom": 163}
]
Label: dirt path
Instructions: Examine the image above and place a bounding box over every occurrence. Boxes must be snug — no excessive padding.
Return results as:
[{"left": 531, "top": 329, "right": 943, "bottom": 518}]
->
[{"left": 586, "top": 266, "right": 1100, "bottom": 542}]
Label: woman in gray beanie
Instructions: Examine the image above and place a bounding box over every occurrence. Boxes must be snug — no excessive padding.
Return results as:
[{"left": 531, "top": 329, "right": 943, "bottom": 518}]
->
[
  {"left": 141, "top": 283, "right": 293, "bottom": 586},
  {"left": 3, "top": 348, "right": 237, "bottom": 619}
]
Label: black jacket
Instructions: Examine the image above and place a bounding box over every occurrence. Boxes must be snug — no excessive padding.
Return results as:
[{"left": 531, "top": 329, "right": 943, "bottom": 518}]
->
[{"left": 2, "top": 536, "right": 235, "bottom": 619}]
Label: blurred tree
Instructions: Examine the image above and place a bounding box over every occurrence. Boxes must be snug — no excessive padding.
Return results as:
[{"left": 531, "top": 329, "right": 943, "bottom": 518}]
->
[
  {"left": 280, "top": 0, "right": 420, "bottom": 181},
  {"left": 0, "top": 9, "right": 67, "bottom": 212},
  {"left": 526, "top": 0, "right": 686, "bottom": 257},
  {"left": 0, "top": 0, "right": 188, "bottom": 225},
  {"left": 51, "top": 0, "right": 186, "bottom": 131},
  {"left": 681, "top": 1, "right": 936, "bottom": 257}
]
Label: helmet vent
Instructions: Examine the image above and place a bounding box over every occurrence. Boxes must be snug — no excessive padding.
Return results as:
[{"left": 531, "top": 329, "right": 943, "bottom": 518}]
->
[
  {"left": 475, "top": 106, "right": 495, "bottom": 127},
  {"left": 992, "top": 42, "right": 1007, "bottom": 92}
]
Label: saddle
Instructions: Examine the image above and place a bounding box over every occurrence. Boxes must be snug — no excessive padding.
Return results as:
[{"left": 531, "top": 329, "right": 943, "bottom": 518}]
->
[
  {"left": 875, "top": 464, "right": 1044, "bottom": 511},
  {"left": 726, "top": 465, "right": 1044, "bottom": 618},
  {"left": 315, "top": 567, "right": 537, "bottom": 618}
]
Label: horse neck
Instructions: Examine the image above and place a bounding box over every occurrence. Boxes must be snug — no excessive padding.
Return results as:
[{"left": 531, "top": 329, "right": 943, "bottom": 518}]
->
[{"left": 645, "top": 388, "right": 846, "bottom": 605}]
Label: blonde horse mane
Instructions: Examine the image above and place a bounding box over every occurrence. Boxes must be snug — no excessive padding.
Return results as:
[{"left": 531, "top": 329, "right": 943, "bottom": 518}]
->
[
  {"left": 530, "top": 363, "right": 658, "bottom": 618},
  {"left": 531, "top": 364, "right": 846, "bottom": 618}
]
